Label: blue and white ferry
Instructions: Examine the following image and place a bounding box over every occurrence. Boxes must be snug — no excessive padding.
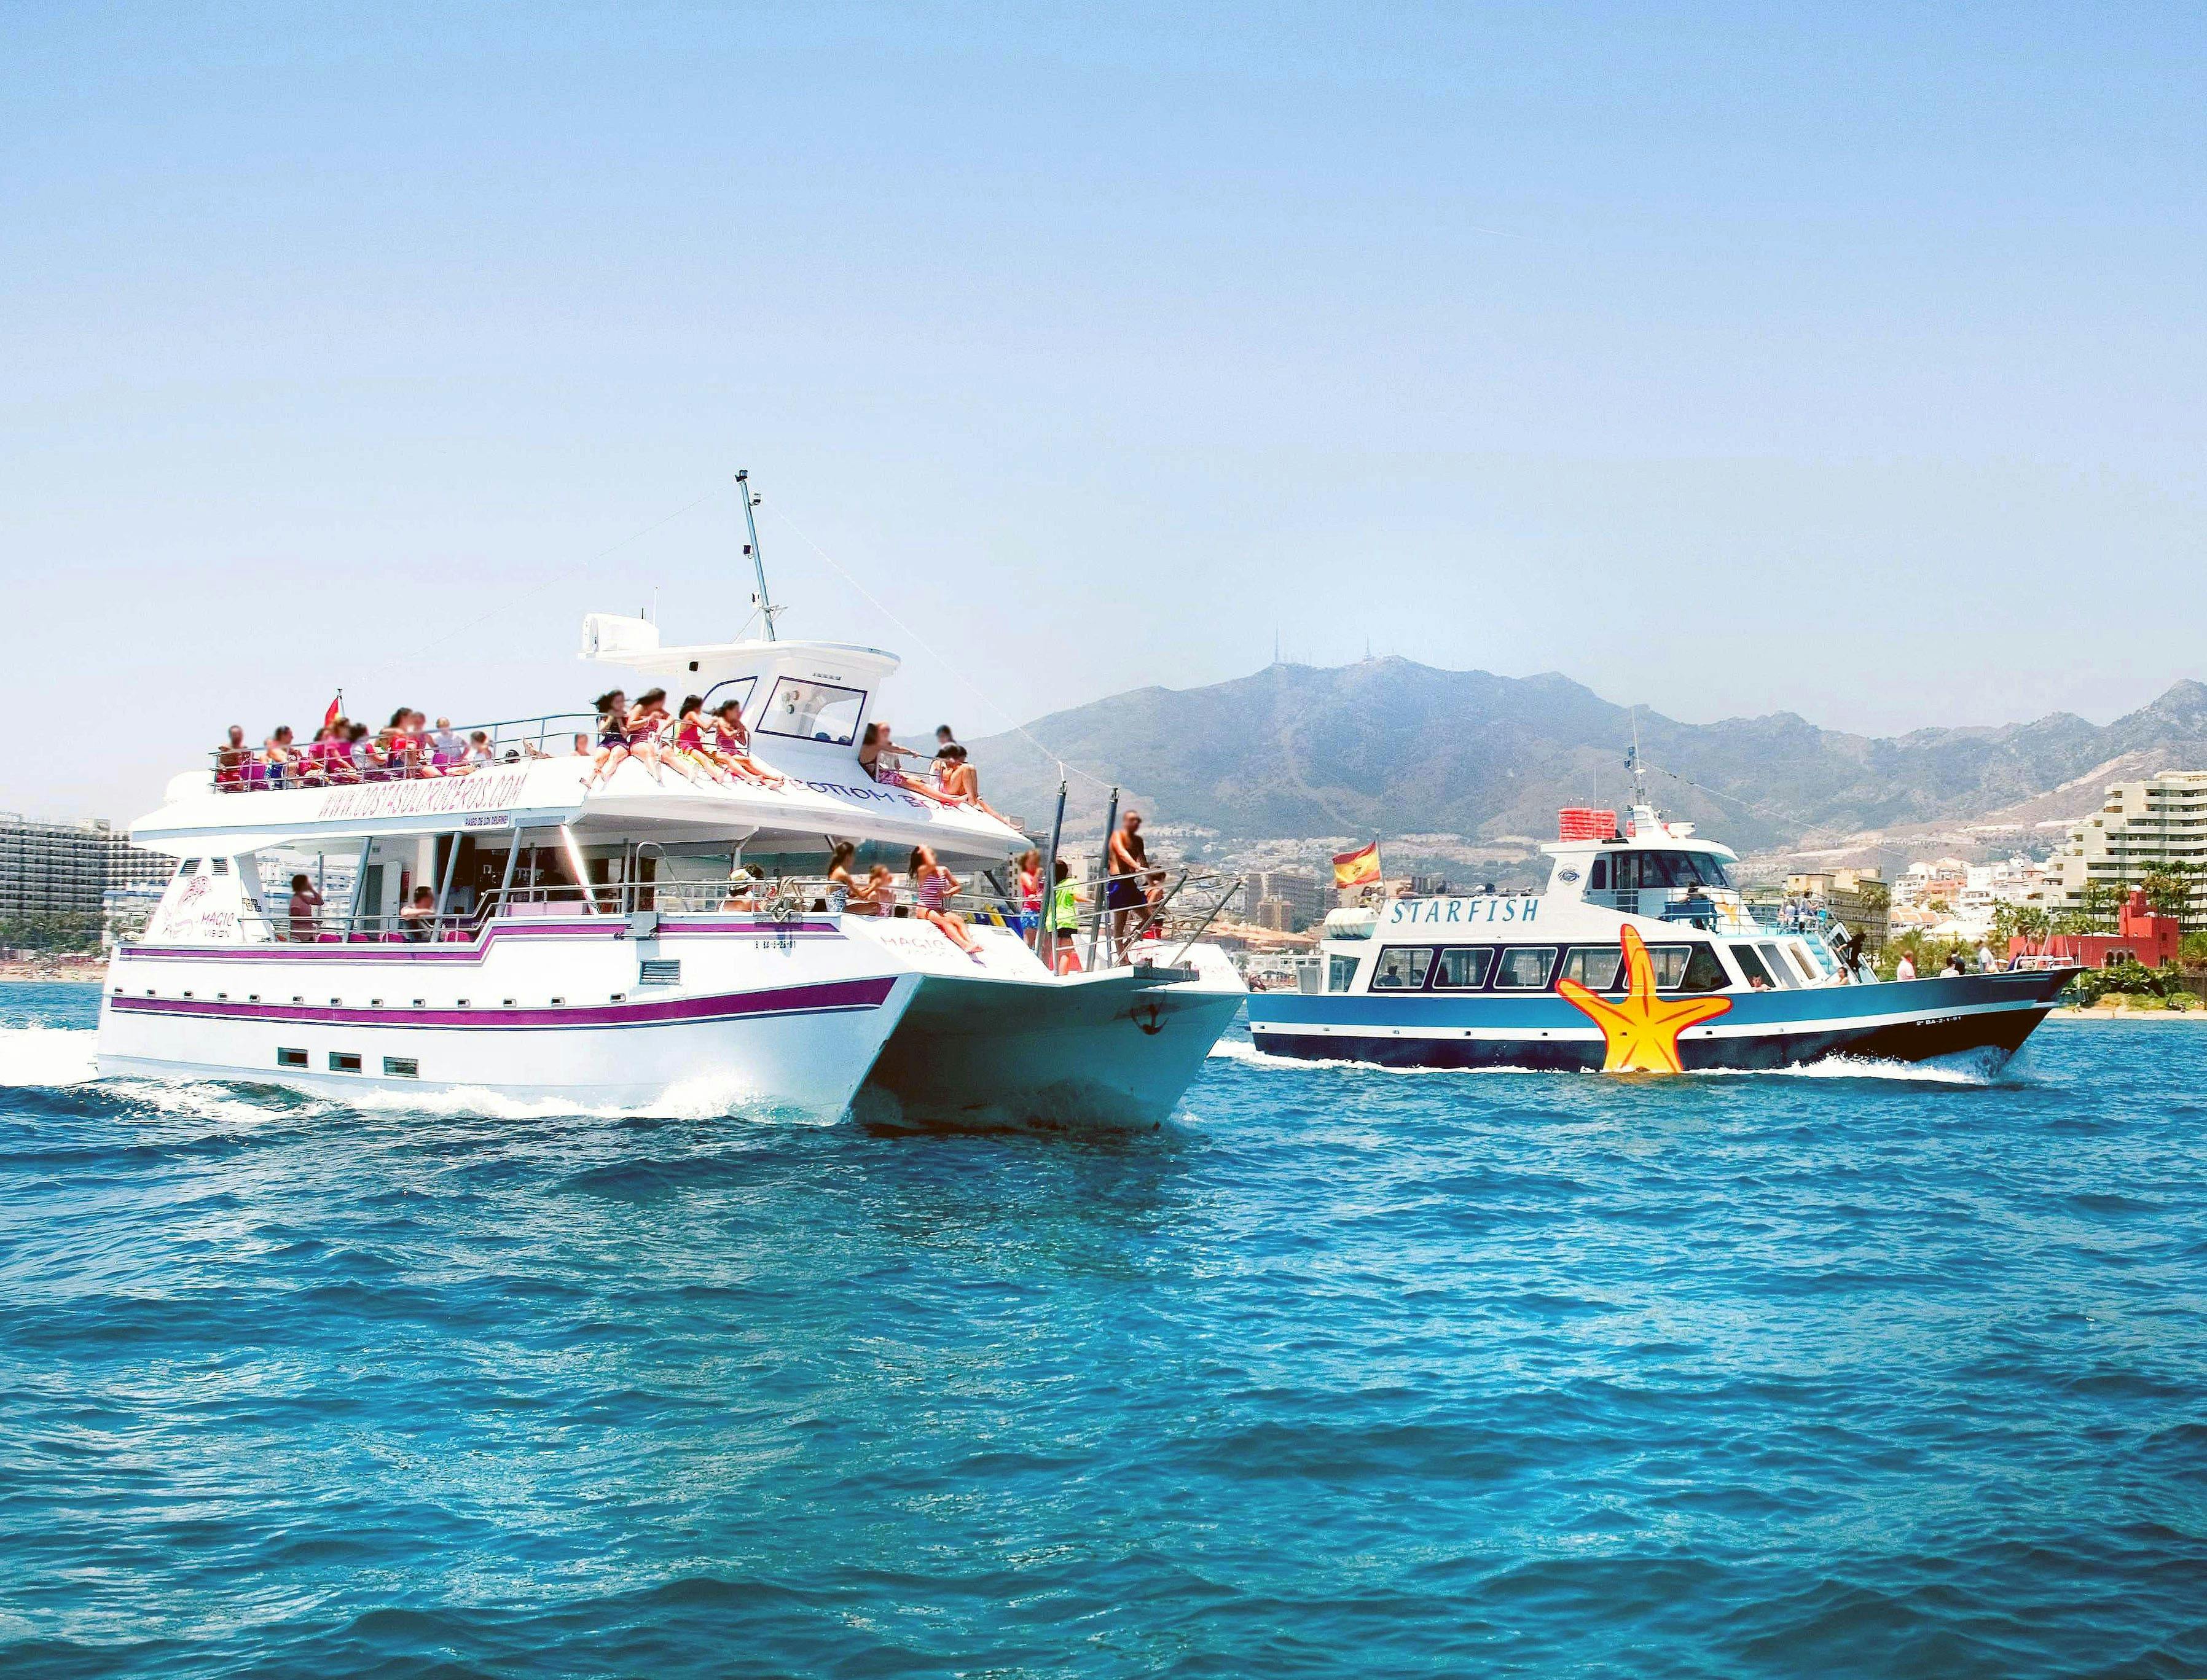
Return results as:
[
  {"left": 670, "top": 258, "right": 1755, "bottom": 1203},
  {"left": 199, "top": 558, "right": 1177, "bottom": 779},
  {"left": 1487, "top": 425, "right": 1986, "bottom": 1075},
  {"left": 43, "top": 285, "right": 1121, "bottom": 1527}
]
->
[{"left": 1245, "top": 805, "right": 2076, "bottom": 1074}]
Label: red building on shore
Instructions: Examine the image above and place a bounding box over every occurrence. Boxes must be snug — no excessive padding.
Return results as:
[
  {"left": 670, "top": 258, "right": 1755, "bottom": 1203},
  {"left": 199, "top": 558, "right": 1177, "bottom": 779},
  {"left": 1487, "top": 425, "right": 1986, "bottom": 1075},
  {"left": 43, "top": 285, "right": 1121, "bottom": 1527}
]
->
[{"left": 2010, "top": 888, "right": 2181, "bottom": 969}]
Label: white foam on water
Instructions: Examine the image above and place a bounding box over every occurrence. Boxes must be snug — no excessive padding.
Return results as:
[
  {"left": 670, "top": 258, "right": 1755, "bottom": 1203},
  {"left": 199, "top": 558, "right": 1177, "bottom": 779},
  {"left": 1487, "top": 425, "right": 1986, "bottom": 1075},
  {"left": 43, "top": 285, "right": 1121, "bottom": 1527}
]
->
[
  {"left": 1209, "top": 1034, "right": 2005, "bottom": 1085},
  {"left": 339, "top": 1072, "right": 834, "bottom": 1124},
  {"left": 0, "top": 1025, "right": 100, "bottom": 1088}
]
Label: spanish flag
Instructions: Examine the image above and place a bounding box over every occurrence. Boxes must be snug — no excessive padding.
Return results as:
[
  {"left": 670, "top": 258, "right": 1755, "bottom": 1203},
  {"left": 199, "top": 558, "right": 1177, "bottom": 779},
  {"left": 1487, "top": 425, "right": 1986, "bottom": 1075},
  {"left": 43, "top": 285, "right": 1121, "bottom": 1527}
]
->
[{"left": 1333, "top": 842, "right": 1381, "bottom": 889}]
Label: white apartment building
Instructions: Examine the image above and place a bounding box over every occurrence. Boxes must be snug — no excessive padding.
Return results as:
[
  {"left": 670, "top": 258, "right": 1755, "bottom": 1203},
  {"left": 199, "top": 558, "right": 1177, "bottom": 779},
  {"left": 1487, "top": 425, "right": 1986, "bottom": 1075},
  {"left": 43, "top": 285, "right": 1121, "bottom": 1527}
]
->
[{"left": 2044, "top": 772, "right": 2207, "bottom": 917}]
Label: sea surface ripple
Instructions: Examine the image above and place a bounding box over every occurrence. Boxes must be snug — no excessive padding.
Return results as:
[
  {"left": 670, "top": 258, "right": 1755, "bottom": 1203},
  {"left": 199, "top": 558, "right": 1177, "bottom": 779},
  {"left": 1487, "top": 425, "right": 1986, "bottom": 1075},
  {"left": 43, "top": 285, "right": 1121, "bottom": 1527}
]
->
[{"left": 2, "top": 980, "right": 2203, "bottom": 1678}]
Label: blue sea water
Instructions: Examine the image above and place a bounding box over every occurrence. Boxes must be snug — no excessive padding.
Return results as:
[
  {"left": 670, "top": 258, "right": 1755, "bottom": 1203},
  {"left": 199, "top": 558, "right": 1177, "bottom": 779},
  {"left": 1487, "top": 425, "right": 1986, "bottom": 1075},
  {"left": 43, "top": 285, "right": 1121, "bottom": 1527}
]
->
[{"left": 1, "top": 979, "right": 2203, "bottom": 1678}]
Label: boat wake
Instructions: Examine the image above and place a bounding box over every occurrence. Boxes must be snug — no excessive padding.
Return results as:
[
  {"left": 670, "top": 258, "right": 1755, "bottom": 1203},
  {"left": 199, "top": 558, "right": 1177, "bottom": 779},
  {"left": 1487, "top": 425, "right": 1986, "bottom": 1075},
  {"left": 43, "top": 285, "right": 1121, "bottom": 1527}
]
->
[
  {"left": 0, "top": 1024, "right": 99, "bottom": 1089},
  {"left": 0, "top": 1025, "right": 828, "bottom": 1123},
  {"left": 1207, "top": 1035, "right": 2008, "bottom": 1085}
]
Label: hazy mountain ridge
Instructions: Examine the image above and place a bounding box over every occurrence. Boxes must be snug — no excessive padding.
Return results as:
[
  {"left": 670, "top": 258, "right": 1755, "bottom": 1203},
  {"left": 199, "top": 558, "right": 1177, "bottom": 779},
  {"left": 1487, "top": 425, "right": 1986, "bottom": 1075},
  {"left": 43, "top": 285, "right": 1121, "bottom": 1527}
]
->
[{"left": 968, "top": 662, "right": 2207, "bottom": 850}]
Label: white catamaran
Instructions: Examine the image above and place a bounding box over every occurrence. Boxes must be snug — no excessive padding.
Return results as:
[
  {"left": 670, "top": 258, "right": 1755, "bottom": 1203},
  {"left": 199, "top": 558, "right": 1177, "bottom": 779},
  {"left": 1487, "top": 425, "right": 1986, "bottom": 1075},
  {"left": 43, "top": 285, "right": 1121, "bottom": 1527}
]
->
[{"left": 95, "top": 510, "right": 1245, "bottom": 1125}]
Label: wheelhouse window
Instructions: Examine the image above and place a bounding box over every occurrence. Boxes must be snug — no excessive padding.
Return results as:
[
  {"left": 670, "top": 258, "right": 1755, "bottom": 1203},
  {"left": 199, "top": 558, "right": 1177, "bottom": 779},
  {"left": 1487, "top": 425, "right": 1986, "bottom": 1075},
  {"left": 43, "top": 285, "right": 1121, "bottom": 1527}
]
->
[
  {"left": 1430, "top": 947, "right": 1494, "bottom": 990},
  {"left": 1327, "top": 955, "right": 1361, "bottom": 993},
  {"left": 1370, "top": 947, "right": 1435, "bottom": 990},
  {"left": 700, "top": 675, "right": 758, "bottom": 717},
  {"left": 1645, "top": 943, "right": 1730, "bottom": 993},
  {"left": 1588, "top": 857, "right": 1609, "bottom": 891},
  {"left": 758, "top": 678, "right": 866, "bottom": 746},
  {"left": 1561, "top": 946, "right": 1624, "bottom": 990},
  {"left": 1493, "top": 946, "right": 1558, "bottom": 990}
]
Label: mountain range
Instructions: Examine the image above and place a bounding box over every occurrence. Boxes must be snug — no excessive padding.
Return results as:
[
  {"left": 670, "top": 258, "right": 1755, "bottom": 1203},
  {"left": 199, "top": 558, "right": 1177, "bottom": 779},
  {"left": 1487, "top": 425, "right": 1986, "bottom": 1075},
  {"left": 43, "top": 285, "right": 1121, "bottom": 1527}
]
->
[{"left": 968, "top": 662, "right": 2207, "bottom": 856}]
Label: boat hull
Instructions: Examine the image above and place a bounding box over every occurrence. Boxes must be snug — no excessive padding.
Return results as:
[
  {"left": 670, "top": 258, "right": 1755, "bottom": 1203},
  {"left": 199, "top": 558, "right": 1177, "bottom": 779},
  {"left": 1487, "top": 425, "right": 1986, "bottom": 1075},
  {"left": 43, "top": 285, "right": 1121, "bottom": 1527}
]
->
[
  {"left": 1245, "top": 970, "right": 2074, "bottom": 1073},
  {"left": 858, "top": 958, "right": 1247, "bottom": 1130}
]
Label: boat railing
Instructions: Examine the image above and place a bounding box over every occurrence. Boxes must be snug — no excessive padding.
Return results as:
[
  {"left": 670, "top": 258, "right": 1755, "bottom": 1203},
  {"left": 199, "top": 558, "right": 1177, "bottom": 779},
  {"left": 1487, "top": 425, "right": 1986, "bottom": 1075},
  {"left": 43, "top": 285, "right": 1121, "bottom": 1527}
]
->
[
  {"left": 176, "top": 864, "right": 1244, "bottom": 970},
  {"left": 207, "top": 713, "right": 607, "bottom": 792}
]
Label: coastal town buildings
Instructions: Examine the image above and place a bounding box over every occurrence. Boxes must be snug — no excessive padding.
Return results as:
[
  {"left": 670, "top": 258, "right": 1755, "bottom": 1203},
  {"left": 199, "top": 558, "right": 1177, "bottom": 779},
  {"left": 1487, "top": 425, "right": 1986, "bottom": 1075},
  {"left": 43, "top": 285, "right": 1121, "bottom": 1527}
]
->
[
  {"left": 1244, "top": 867, "right": 1328, "bottom": 932},
  {"left": 0, "top": 813, "right": 170, "bottom": 920},
  {"left": 2042, "top": 772, "right": 2207, "bottom": 921},
  {"left": 1781, "top": 867, "right": 1891, "bottom": 952}
]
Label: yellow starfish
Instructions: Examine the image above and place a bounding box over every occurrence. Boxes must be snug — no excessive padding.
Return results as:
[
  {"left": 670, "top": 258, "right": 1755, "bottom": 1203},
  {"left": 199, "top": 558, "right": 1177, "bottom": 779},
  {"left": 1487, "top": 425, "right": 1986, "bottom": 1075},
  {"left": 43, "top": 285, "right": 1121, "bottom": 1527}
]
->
[{"left": 1556, "top": 924, "right": 1733, "bottom": 1073}]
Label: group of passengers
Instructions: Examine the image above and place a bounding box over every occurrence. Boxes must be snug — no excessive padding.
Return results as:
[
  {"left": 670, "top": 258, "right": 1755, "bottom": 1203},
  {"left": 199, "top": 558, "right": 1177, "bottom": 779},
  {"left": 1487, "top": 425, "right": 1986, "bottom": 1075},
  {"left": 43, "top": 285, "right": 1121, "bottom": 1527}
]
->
[
  {"left": 219, "top": 711, "right": 499, "bottom": 790},
  {"left": 582, "top": 689, "right": 788, "bottom": 792},
  {"left": 222, "top": 698, "right": 1015, "bottom": 827}
]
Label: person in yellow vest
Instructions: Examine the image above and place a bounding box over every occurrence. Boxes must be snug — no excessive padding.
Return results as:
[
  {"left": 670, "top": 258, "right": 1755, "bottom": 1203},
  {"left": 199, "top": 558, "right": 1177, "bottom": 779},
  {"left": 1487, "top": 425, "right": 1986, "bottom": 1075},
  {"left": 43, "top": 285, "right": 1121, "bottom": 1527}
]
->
[{"left": 1046, "top": 859, "right": 1085, "bottom": 975}]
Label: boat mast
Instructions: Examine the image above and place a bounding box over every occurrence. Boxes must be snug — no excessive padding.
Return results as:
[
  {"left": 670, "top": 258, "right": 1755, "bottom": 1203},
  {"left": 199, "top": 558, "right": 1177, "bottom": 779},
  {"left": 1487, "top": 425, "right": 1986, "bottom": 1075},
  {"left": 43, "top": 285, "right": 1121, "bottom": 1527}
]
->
[{"left": 735, "top": 467, "right": 777, "bottom": 642}]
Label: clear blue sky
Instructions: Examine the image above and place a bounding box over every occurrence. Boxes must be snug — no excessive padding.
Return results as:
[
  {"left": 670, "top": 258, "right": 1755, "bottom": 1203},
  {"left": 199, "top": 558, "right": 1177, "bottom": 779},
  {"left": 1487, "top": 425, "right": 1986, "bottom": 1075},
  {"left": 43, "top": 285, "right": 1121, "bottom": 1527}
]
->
[{"left": 6, "top": 4, "right": 2203, "bottom": 821}]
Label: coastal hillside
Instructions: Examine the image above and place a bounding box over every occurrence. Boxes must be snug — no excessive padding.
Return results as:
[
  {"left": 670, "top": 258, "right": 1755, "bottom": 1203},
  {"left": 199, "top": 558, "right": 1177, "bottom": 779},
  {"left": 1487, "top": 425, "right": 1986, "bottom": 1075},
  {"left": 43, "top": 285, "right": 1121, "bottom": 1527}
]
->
[{"left": 967, "top": 662, "right": 2207, "bottom": 850}]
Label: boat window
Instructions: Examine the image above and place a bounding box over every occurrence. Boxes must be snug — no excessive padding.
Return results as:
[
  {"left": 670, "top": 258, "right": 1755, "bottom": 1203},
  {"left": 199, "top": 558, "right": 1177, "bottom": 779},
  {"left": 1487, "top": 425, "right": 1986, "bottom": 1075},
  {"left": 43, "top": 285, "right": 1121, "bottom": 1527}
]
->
[
  {"left": 1430, "top": 947, "right": 1494, "bottom": 990},
  {"left": 1327, "top": 955, "right": 1361, "bottom": 993},
  {"left": 1493, "top": 946, "right": 1558, "bottom": 990},
  {"left": 1370, "top": 947, "right": 1435, "bottom": 990},
  {"left": 1730, "top": 943, "right": 1775, "bottom": 988},
  {"left": 1588, "top": 857, "right": 1609, "bottom": 891},
  {"left": 1785, "top": 943, "right": 1818, "bottom": 982},
  {"left": 1755, "top": 942, "right": 1800, "bottom": 988},
  {"left": 1643, "top": 943, "right": 1731, "bottom": 992},
  {"left": 178, "top": 859, "right": 201, "bottom": 877},
  {"left": 758, "top": 678, "right": 866, "bottom": 747},
  {"left": 211, "top": 858, "right": 231, "bottom": 876},
  {"left": 700, "top": 675, "right": 758, "bottom": 716},
  {"left": 1688, "top": 853, "right": 1736, "bottom": 889},
  {"left": 1561, "top": 946, "right": 1625, "bottom": 990}
]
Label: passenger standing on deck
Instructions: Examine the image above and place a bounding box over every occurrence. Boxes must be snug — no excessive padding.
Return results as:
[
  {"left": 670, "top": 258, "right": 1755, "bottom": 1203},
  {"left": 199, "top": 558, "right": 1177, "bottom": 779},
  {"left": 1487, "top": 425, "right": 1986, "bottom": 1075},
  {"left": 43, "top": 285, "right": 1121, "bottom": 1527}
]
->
[
  {"left": 1014, "top": 848, "right": 1043, "bottom": 946},
  {"left": 287, "top": 873, "right": 324, "bottom": 941},
  {"left": 1046, "top": 858, "right": 1084, "bottom": 974},
  {"left": 1895, "top": 951, "right": 1918, "bottom": 981},
  {"left": 1106, "top": 811, "right": 1149, "bottom": 960}
]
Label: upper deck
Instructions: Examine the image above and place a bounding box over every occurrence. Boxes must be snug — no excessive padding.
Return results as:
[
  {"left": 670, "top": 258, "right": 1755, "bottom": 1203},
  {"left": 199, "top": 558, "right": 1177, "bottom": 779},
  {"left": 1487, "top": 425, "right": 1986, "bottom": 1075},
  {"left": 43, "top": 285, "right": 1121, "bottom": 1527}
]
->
[{"left": 128, "top": 615, "right": 1028, "bottom": 861}]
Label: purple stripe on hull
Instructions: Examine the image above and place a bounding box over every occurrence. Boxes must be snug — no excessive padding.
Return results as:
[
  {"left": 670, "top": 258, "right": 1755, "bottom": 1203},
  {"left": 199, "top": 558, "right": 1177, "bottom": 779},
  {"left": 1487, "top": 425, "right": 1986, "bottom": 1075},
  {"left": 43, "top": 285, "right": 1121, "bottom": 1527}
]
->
[
  {"left": 123, "top": 916, "right": 847, "bottom": 964},
  {"left": 108, "top": 975, "right": 896, "bottom": 1031}
]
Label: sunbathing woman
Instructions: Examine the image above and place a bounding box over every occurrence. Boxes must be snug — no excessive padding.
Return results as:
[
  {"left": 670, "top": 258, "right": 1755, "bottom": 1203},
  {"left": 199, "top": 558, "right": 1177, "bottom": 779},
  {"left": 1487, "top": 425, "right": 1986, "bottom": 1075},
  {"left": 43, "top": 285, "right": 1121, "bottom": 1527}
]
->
[
  {"left": 936, "top": 744, "right": 1009, "bottom": 823},
  {"left": 909, "top": 845, "right": 984, "bottom": 957},
  {"left": 673, "top": 694, "right": 736, "bottom": 787},
  {"left": 709, "top": 698, "right": 786, "bottom": 789},
  {"left": 629, "top": 688, "right": 704, "bottom": 786},
  {"left": 859, "top": 724, "right": 963, "bottom": 807},
  {"left": 582, "top": 690, "right": 631, "bottom": 789}
]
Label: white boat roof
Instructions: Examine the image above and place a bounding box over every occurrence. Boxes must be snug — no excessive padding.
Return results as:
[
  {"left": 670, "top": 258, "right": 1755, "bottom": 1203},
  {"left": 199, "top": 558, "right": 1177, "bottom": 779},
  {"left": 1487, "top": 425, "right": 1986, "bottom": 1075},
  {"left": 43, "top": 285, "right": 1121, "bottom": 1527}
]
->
[{"left": 127, "top": 612, "right": 1027, "bottom": 859}]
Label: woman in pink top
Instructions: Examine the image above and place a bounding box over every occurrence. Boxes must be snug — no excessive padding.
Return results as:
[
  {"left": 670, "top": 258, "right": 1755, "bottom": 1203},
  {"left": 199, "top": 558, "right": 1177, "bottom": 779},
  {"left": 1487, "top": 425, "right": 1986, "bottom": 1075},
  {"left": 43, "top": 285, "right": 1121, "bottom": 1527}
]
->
[
  {"left": 858, "top": 724, "right": 963, "bottom": 807},
  {"left": 709, "top": 699, "right": 787, "bottom": 789},
  {"left": 908, "top": 845, "right": 984, "bottom": 956}
]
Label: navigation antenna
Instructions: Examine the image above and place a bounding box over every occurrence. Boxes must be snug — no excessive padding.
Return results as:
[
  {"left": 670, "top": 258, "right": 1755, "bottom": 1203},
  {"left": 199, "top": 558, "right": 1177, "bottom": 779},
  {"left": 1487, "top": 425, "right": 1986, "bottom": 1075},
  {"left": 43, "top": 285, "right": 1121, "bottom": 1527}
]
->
[
  {"left": 736, "top": 468, "right": 778, "bottom": 642},
  {"left": 1628, "top": 705, "right": 1647, "bottom": 808}
]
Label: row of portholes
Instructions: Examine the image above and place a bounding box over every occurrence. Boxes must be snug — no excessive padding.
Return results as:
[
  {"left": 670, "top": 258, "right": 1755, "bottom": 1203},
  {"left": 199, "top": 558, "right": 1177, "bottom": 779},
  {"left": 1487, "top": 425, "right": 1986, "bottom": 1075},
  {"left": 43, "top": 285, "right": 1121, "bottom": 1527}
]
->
[{"left": 279, "top": 1047, "right": 417, "bottom": 1078}]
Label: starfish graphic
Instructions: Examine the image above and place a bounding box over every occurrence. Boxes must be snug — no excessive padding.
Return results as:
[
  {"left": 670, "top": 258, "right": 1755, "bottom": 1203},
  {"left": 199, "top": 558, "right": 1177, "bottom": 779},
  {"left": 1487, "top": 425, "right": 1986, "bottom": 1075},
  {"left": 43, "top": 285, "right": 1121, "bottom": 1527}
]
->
[{"left": 1556, "top": 923, "right": 1732, "bottom": 1073}]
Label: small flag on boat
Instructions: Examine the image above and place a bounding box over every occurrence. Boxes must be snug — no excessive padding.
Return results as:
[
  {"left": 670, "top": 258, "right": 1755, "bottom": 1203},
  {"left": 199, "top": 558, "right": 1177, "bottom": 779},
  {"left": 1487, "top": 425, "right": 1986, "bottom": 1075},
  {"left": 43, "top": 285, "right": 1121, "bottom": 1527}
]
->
[
  {"left": 323, "top": 692, "right": 344, "bottom": 729},
  {"left": 1333, "top": 842, "right": 1381, "bottom": 889}
]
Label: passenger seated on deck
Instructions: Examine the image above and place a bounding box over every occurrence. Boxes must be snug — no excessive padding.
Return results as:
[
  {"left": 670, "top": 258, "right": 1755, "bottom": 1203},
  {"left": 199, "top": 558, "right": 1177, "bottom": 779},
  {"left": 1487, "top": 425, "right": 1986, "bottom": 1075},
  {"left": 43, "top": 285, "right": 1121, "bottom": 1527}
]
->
[
  {"left": 721, "top": 866, "right": 765, "bottom": 912},
  {"left": 935, "top": 744, "right": 1009, "bottom": 824},
  {"left": 859, "top": 863, "right": 897, "bottom": 916},
  {"left": 399, "top": 886, "right": 438, "bottom": 942},
  {"left": 216, "top": 725, "right": 249, "bottom": 790},
  {"left": 582, "top": 690, "right": 630, "bottom": 789},
  {"left": 909, "top": 845, "right": 985, "bottom": 958},
  {"left": 708, "top": 699, "right": 786, "bottom": 790},
  {"left": 859, "top": 724, "right": 963, "bottom": 807},
  {"left": 672, "top": 695, "right": 734, "bottom": 787},
  {"left": 826, "top": 841, "right": 865, "bottom": 915}
]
